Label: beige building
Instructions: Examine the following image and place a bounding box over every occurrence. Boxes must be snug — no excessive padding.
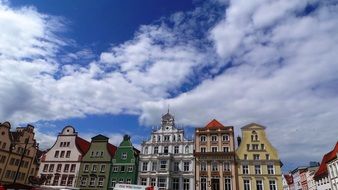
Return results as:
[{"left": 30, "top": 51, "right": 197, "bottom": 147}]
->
[
  {"left": 194, "top": 119, "right": 237, "bottom": 190},
  {"left": 236, "top": 123, "right": 283, "bottom": 190},
  {"left": 0, "top": 122, "right": 40, "bottom": 185}
]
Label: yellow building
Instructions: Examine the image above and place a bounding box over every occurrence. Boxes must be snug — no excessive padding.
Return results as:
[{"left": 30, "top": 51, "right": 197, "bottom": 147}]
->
[
  {"left": 0, "top": 122, "right": 40, "bottom": 186},
  {"left": 236, "top": 123, "right": 282, "bottom": 190}
]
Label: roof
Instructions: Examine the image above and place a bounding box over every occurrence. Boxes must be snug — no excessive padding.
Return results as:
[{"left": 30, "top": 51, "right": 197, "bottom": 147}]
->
[
  {"left": 205, "top": 119, "right": 225, "bottom": 129},
  {"left": 92, "top": 134, "right": 109, "bottom": 141},
  {"left": 75, "top": 136, "right": 91, "bottom": 155},
  {"left": 241, "top": 122, "right": 266, "bottom": 129},
  {"left": 107, "top": 143, "right": 117, "bottom": 157},
  {"left": 284, "top": 174, "right": 293, "bottom": 185},
  {"left": 314, "top": 141, "right": 338, "bottom": 180}
]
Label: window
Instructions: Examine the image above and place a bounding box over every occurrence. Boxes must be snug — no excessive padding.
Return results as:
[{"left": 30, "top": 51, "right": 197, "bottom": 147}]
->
[
  {"left": 160, "top": 160, "right": 167, "bottom": 170},
  {"left": 60, "top": 151, "right": 65, "bottom": 158},
  {"left": 56, "top": 164, "right": 62, "bottom": 172},
  {"left": 223, "top": 146, "right": 229, "bottom": 152},
  {"left": 212, "top": 162, "right": 218, "bottom": 171},
  {"left": 60, "top": 142, "right": 64, "bottom": 147},
  {"left": 174, "top": 146, "right": 179, "bottom": 154},
  {"left": 158, "top": 136, "right": 161, "bottom": 142},
  {"left": 98, "top": 177, "right": 104, "bottom": 187},
  {"left": 141, "top": 178, "right": 147, "bottom": 186},
  {"left": 184, "top": 161, "right": 190, "bottom": 171},
  {"left": 49, "top": 164, "right": 54, "bottom": 172},
  {"left": 111, "top": 179, "right": 116, "bottom": 187},
  {"left": 172, "top": 178, "right": 179, "bottom": 190},
  {"left": 185, "top": 146, "right": 189, "bottom": 154},
  {"left": 61, "top": 176, "right": 67, "bottom": 186},
  {"left": 261, "top": 144, "right": 265, "bottom": 150},
  {"left": 211, "top": 147, "right": 218, "bottom": 152},
  {"left": 54, "top": 151, "right": 59, "bottom": 158},
  {"left": 151, "top": 178, "right": 156, "bottom": 187},
  {"left": 92, "top": 165, "right": 97, "bottom": 172},
  {"left": 183, "top": 178, "right": 190, "bottom": 190},
  {"left": 53, "top": 175, "right": 59, "bottom": 186},
  {"left": 269, "top": 180, "right": 277, "bottom": 190},
  {"left": 100, "top": 164, "right": 105, "bottom": 172},
  {"left": 253, "top": 154, "right": 260, "bottom": 160},
  {"left": 173, "top": 135, "right": 176, "bottom": 141},
  {"left": 267, "top": 165, "right": 274, "bottom": 174},
  {"left": 89, "top": 177, "right": 96, "bottom": 187},
  {"left": 266, "top": 154, "right": 270, "bottom": 160},
  {"left": 121, "top": 152, "right": 127, "bottom": 160},
  {"left": 242, "top": 165, "right": 249, "bottom": 174},
  {"left": 84, "top": 164, "right": 89, "bottom": 172},
  {"left": 120, "top": 166, "right": 125, "bottom": 172},
  {"left": 64, "top": 164, "right": 69, "bottom": 172},
  {"left": 244, "top": 180, "right": 250, "bottom": 190},
  {"left": 174, "top": 162, "right": 179, "bottom": 171},
  {"left": 244, "top": 154, "right": 248, "bottom": 160},
  {"left": 200, "top": 162, "right": 207, "bottom": 171},
  {"left": 158, "top": 177, "right": 167, "bottom": 188},
  {"left": 70, "top": 164, "right": 76, "bottom": 172},
  {"left": 144, "top": 147, "right": 148, "bottom": 154},
  {"left": 225, "top": 177, "right": 232, "bottom": 190},
  {"left": 164, "top": 135, "right": 170, "bottom": 142},
  {"left": 142, "top": 162, "right": 148, "bottom": 171},
  {"left": 81, "top": 177, "right": 87, "bottom": 186},
  {"left": 223, "top": 135, "right": 229, "bottom": 141},
  {"left": 113, "top": 166, "right": 118, "bottom": 172},
  {"left": 224, "top": 162, "right": 230, "bottom": 171},
  {"left": 200, "top": 135, "right": 206, "bottom": 142},
  {"left": 66, "top": 151, "right": 71, "bottom": 158},
  {"left": 211, "top": 135, "right": 217, "bottom": 141},
  {"left": 126, "top": 178, "right": 131, "bottom": 184},
  {"left": 154, "top": 146, "right": 158, "bottom": 154},
  {"left": 91, "top": 151, "right": 94, "bottom": 157},
  {"left": 200, "top": 147, "right": 206, "bottom": 152},
  {"left": 201, "top": 178, "right": 207, "bottom": 190},
  {"left": 43, "top": 164, "right": 48, "bottom": 172},
  {"left": 128, "top": 166, "right": 133, "bottom": 172},
  {"left": 255, "top": 165, "right": 261, "bottom": 174},
  {"left": 67, "top": 176, "right": 74, "bottom": 186},
  {"left": 247, "top": 144, "right": 250, "bottom": 150},
  {"left": 256, "top": 180, "right": 263, "bottom": 190},
  {"left": 252, "top": 144, "right": 259, "bottom": 150},
  {"left": 164, "top": 146, "right": 169, "bottom": 154},
  {"left": 2, "top": 143, "right": 6, "bottom": 149},
  {"left": 151, "top": 161, "right": 157, "bottom": 171}
]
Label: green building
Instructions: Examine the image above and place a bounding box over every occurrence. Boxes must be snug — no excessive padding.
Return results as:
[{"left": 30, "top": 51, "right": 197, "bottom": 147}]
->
[
  {"left": 109, "top": 135, "right": 140, "bottom": 189},
  {"left": 77, "top": 135, "right": 117, "bottom": 190}
]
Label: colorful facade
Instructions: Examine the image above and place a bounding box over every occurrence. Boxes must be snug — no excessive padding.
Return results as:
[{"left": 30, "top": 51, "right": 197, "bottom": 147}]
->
[
  {"left": 77, "top": 134, "right": 117, "bottom": 190},
  {"left": 236, "top": 123, "right": 283, "bottom": 190},
  {"left": 0, "top": 122, "right": 40, "bottom": 186},
  {"left": 38, "top": 126, "right": 90, "bottom": 188},
  {"left": 109, "top": 135, "right": 140, "bottom": 189},
  {"left": 194, "top": 119, "right": 237, "bottom": 190}
]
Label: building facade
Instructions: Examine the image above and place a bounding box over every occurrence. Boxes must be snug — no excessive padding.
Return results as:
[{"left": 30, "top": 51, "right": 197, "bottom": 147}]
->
[
  {"left": 38, "top": 126, "right": 90, "bottom": 188},
  {"left": 194, "top": 119, "right": 237, "bottom": 190},
  {"left": 0, "top": 122, "right": 40, "bottom": 186},
  {"left": 138, "top": 111, "right": 194, "bottom": 190},
  {"left": 306, "top": 165, "right": 319, "bottom": 190},
  {"left": 282, "top": 174, "right": 293, "bottom": 190},
  {"left": 328, "top": 152, "right": 338, "bottom": 190},
  {"left": 236, "top": 123, "right": 283, "bottom": 190},
  {"left": 77, "top": 134, "right": 117, "bottom": 190},
  {"left": 109, "top": 135, "right": 140, "bottom": 189}
]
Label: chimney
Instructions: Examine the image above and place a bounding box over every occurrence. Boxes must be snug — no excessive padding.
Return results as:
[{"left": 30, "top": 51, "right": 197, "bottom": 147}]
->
[{"left": 237, "top": 136, "right": 242, "bottom": 146}]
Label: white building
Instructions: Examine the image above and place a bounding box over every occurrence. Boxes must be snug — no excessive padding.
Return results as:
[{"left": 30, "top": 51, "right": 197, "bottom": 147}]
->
[
  {"left": 138, "top": 111, "right": 194, "bottom": 190},
  {"left": 38, "top": 126, "right": 90, "bottom": 188},
  {"left": 328, "top": 149, "right": 338, "bottom": 190},
  {"left": 306, "top": 165, "right": 319, "bottom": 190}
]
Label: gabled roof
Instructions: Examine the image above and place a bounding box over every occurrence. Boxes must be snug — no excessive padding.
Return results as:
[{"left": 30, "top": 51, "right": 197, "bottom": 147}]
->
[
  {"left": 205, "top": 119, "right": 225, "bottom": 129},
  {"left": 314, "top": 141, "right": 338, "bottom": 180},
  {"left": 92, "top": 134, "right": 109, "bottom": 141},
  {"left": 107, "top": 143, "right": 117, "bottom": 157},
  {"left": 241, "top": 122, "right": 266, "bottom": 129},
  {"left": 75, "top": 136, "right": 90, "bottom": 155}
]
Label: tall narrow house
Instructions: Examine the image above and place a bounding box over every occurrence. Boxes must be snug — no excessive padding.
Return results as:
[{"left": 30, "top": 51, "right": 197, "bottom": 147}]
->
[
  {"left": 236, "top": 123, "right": 283, "bottom": 190},
  {"left": 194, "top": 119, "right": 237, "bottom": 190},
  {"left": 138, "top": 111, "right": 194, "bottom": 190},
  {"left": 109, "top": 135, "right": 140, "bottom": 188},
  {"left": 77, "top": 134, "right": 117, "bottom": 190},
  {"left": 38, "top": 126, "right": 90, "bottom": 188}
]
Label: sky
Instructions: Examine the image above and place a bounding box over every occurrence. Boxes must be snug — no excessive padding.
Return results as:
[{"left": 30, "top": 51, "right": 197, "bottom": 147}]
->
[{"left": 0, "top": 0, "right": 338, "bottom": 172}]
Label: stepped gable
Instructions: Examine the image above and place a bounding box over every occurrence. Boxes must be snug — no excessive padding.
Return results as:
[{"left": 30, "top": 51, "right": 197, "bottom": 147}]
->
[{"left": 314, "top": 141, "right": 338, "bottom": 179}]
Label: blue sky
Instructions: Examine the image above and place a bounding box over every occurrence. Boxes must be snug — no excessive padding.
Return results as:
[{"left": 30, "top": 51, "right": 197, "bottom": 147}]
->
[{"left": 1, "top": 0, "right": 338, "bottom": 172}]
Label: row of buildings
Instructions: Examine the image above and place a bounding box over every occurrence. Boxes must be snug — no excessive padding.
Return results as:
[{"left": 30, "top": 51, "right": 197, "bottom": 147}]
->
[
  {"left": 2, "top": 112, "right": 335, "bottom": 190},
  {"left": 282, "top": 142, "right": 338, "bottom": 190}
]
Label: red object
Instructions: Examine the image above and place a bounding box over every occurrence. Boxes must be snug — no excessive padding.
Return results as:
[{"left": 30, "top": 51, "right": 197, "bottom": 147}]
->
[
  {"left": 314, "top": 141, "right": 338, "bottom": 180},
  {"left": 107, "top": 143, "right": 118, "bottom": 157},
  {"left": 75, "top": 136, "right": 91, "bottom": 154},
  {"left": 205, "top": 119, "right": 225, "bottom": 129},
  {"left": 146, "top": 186, "right": 154, "bottom": 190},
  {"left": 0, "top": 184, "right": 5, "bottom": 190}
]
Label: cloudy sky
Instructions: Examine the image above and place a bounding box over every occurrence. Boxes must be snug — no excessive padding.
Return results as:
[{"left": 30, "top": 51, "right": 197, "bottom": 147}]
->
[{"left": 1, "top": 0, "right": 337, "bottom": 171}]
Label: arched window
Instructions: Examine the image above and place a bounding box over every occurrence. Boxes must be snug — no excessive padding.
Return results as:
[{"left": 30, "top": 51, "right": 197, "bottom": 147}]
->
[
  {"left": 144, "top": 147, "right": 148, "bottom": 154},
  {"left": 185, "top": 146, "right": 189, "bottom": 154}
]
